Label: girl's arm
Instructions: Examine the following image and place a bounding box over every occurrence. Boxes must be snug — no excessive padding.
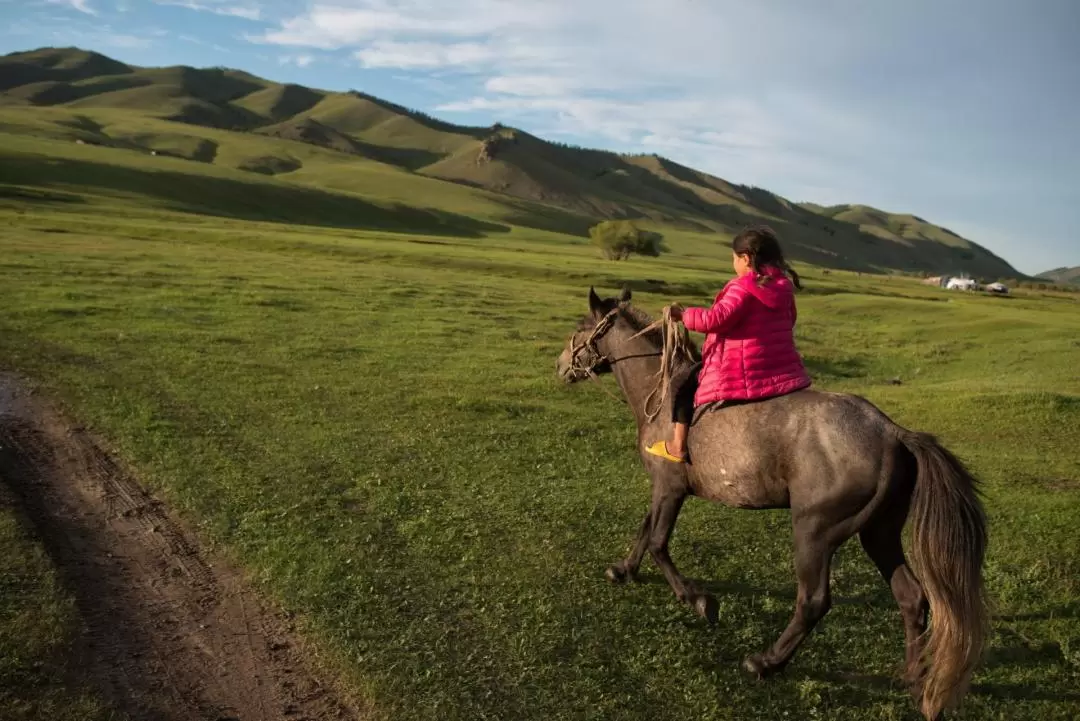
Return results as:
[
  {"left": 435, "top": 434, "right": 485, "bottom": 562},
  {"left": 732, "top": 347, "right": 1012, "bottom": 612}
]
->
[{"left": 681, "top": 283, "right": 752, "bottom": 335}]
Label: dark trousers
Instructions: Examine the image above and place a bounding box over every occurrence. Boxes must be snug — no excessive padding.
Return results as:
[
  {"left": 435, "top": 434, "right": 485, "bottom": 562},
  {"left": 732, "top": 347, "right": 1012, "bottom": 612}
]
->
[{"left": 670, "top": 362, "right": 702, "bottom": 426}]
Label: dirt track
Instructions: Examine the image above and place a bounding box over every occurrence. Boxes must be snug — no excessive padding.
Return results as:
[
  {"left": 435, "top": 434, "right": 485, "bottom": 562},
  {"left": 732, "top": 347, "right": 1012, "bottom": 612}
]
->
[{"left": 0, "top": 373, "right": 365, "bottom": 721}]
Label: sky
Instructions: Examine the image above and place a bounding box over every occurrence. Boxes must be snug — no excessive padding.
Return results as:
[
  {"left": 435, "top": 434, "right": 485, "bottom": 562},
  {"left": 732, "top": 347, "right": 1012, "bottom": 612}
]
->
[{"left": 2, "top": 0, "right": 1078, "bottom": 274}]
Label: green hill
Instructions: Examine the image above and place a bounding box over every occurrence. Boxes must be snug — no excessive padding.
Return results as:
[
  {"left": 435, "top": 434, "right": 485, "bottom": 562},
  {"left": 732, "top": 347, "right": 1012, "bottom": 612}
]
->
[
  {"left": 0, "top": 45, "right": 1022, "bottom": 277},
  {"left": 1037, "top": 266, "right": 1080, "bottom": 285}
]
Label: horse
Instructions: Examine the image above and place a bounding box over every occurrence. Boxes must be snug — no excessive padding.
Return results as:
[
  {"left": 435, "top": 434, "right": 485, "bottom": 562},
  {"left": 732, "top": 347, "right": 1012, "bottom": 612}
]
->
[{"left": 554, "top": 287, "right": 987, "bottom": 721}]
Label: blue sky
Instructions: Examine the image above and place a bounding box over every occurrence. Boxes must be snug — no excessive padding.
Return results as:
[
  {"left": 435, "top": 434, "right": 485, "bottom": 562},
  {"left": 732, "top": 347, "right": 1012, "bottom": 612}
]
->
[{"left": 3, "top": 0, "right": 1078, "bottom": 274}]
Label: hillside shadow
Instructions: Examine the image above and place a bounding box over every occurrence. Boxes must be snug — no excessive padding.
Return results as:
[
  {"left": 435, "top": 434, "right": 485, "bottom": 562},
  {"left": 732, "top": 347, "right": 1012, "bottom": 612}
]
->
[
  {"left": 0, "top": 153, "right": 508, "bottom": 237},
  {"left": 349, "top": 138, "right": 442, "bottom": 171},
  {"left": 499, "top": 199, "right": 596, "bottom": 237}
]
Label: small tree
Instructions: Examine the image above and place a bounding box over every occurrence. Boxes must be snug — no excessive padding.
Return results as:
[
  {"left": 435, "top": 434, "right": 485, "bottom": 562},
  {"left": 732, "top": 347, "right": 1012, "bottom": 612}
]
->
[{"left": 589, "top": 220, "right": 666, "bottom": 260}]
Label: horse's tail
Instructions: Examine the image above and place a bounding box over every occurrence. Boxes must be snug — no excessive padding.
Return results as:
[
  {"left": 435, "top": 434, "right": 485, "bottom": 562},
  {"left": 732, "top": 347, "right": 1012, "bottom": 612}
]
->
[{"left": 902, "top": 431, "right": 988, "bottom": 720}]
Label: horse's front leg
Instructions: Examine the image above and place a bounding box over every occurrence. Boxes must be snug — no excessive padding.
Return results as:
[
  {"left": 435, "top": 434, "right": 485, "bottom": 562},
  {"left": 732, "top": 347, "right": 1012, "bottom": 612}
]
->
[
  {"left": 606, "top": 509, "right": 651, "bottom": 584},
  {"left": 646, "top": 485, "right": 719, "bottom": 625}
]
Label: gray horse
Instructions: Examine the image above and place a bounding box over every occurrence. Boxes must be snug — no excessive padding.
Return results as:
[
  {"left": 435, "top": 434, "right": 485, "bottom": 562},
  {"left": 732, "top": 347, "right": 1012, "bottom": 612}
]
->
[{"left": 555, "top": 288, "right": 987, "bottom": 721}]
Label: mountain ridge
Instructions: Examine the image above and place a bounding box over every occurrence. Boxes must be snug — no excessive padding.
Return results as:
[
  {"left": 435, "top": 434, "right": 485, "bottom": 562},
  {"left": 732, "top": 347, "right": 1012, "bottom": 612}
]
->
[
  {"left": 1037, "top": 266, "right": 1080, "bottom": 285},
  {"left": 0, "top": 46, "right": 1022, "bottom": 278}
]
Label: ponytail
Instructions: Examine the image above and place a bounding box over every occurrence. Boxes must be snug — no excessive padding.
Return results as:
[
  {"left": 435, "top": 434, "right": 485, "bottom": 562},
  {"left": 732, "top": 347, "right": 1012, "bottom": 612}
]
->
[{"left": 781, "top": 260, "right": 802, "bottom": 290}]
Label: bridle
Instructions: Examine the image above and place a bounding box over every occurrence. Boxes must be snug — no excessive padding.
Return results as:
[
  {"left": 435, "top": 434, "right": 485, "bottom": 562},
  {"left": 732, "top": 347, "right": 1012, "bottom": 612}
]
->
[
  {"left": 565, "top": 305, "right": 662, "bottom": 401},
  {"left": 566, "top": 303, "right": 692, "bottom": 421}
]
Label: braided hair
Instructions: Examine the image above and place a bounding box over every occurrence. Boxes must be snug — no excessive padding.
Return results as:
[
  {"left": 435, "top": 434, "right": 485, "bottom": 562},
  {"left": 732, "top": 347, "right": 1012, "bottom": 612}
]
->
[{"left": 731, "top": 225, "right": 801, "bottom": 289}]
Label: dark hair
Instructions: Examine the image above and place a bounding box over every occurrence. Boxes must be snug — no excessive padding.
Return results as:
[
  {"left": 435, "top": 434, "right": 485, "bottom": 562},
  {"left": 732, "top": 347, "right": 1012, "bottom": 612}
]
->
[{"left": 731, "top": 225, "right": 801, "bottom": 289}]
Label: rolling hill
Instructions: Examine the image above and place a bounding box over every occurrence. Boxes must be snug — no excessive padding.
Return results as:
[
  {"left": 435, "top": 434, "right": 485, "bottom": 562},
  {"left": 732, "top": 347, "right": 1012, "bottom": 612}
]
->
[
  {"left": 0, "top": 46, "right": 1022, "bottom": 277},
  {"left": 1037, "top": 266, "right": 1080, "bottom": 285}
]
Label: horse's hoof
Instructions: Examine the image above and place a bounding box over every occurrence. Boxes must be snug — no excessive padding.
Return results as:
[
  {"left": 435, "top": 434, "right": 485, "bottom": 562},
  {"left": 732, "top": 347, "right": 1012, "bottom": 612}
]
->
[
  {"left": 605, "top": 565, "right": 629, "bottom": 584},
  {"left": 694, "top": 594, "right": 719, "bottom": 625},
  {"left": 741, "top": 653, "right": 770, "bottom": 680}
]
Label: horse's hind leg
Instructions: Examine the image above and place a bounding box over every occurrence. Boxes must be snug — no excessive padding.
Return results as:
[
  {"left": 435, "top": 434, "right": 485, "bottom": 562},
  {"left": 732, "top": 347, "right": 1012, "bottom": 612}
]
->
[
  {"left": 606, "top": 509, "right": 651, "bottom": 583},
  {"left": 744, "top": 521, "right": 838, "bottom": 678},
  {"left": 859, "top": 515, "right": 928, "bottom": 693},
  {"left": 646, "top": 486, "right": 719, "bottom": 624}
]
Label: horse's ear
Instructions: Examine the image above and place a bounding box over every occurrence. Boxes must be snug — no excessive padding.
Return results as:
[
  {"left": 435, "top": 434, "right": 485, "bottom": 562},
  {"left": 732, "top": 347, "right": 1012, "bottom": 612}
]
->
[
  {"left": 618, "top": 286, "right": 632, "bottom": 304},
  {"left": 588, "top": 286, "right": 604, "bottom": 314}
]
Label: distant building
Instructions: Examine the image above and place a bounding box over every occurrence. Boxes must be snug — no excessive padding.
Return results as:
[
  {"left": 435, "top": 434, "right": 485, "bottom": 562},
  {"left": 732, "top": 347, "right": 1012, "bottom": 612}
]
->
[
  {"left": 946, "top": 277, "right": 979, "bottom": 291},
  {"left": 923, "top": 275, "right": 951, "bottom": 288}
]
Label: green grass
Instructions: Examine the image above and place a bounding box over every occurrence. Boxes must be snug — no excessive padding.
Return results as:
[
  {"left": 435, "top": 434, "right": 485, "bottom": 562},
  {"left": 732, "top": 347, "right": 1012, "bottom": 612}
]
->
[
  {"left": 1, "top": 158, "right": 1078, "bottom": 721},
  {"left": 0, "top": 488, "right": 118, "bottom": 720}
]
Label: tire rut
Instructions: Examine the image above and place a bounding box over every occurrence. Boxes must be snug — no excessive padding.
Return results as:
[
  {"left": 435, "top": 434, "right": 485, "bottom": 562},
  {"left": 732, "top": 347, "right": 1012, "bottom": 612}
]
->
[{"left": 0, "top": 373, "right": 367, "bottom": 721}]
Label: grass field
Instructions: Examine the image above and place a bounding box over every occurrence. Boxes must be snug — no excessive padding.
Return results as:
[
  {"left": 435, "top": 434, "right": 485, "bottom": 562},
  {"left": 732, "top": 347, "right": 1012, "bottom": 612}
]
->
[{"left": 1, "top": 132, "right": 1079, "bottom": 721}]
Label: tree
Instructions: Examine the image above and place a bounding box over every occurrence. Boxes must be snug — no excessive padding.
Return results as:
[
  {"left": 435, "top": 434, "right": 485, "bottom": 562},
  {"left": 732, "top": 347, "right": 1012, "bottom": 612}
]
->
[{"left": 588, "top": 220, "right": 666, "bottom": 261}]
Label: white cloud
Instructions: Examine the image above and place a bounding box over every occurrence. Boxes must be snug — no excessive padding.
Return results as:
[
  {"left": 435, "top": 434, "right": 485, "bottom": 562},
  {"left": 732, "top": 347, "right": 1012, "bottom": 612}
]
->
[
  {"left": 355, "top": 41, "right": 493, "bottom": 69},
  {"left": 156, "top": 0, "right": 261, "bottom": 21},
  {"left": 249, "top": 0, "right": 882, "bottom": 196},
  {"left": 45, "top": 0, "right": 97, "bottom": 15},
  {"left": 253, "top": 1, "right": 560, "bottom": 49},
  {"left": 243, "top": 1, "right": 1071, "bottom": 272}
]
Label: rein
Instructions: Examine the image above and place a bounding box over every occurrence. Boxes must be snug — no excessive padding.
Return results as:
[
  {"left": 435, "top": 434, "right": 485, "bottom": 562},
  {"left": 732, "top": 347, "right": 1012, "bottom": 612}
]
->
[
  {"left": 630, "top": 306, "right": 694, "bottom": 421},
  {"left": 568, "top": 304, "right": 694, "bottom": 419}
]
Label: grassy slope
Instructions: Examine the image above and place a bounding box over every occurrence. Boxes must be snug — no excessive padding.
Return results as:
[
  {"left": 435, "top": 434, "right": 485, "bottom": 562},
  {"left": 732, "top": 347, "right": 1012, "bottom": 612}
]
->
[
  {"left": 1, "top": 159, "right": 1078, "bottom": 720},
  {"left": 0, "top": 114, "right": 599, "bottom": 234},
  {"left": 0, "top": 46, "right": 1021, "bottom": 278},
  {"left": 1037, "top": 266, "right": 1080, "bottom": 285}
]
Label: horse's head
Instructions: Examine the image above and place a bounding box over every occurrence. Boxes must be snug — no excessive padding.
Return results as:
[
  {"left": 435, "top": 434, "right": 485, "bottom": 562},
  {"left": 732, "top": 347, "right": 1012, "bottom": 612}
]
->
[{"left": 555, "top": 286, "right": 632, "bottom": 383}]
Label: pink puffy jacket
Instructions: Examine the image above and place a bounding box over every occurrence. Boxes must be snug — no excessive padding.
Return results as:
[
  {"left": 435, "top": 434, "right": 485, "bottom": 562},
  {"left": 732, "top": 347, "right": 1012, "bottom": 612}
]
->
[{"left": 682, "top": 266, "right": 811, "bottom": 405}]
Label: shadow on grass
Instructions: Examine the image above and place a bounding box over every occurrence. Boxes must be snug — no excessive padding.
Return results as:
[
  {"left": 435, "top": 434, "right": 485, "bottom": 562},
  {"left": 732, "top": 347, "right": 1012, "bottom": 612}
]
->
[
  {"left": 627, "top": 571, "right": 895, "bottom": 610},
  {"left": 0, "top": 185, "right": 87, "bottom": 205},
  {"left": 0, "top": 152, "right": 509, "bottom": 238},
  {"left": 802, "top": 355, "right": 866, "bottom": 381},
  {"left": 994, "top": 600, "right": 1080, "bottom": 622}
]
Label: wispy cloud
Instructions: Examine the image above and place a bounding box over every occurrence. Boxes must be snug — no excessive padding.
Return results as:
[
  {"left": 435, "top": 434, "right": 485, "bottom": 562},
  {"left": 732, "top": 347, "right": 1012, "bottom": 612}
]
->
[
  {"left": 156, "top": 0, "right": 261, "bottom": 21},
  {"left": 253, "top": 2, "right": 558, "bottom": 49},
  {"left": 355, "top": 41, "right": 494, "bottom": 70},
  {"left": 249, "top": 0, "right": 882, "bottom": 197},
  {"left": 98, "top": 31, "right": 153, "bottom": 48},
  {"left": 279, "top": 53, "right": 315, "bottom": 68},
  {"left": 44, "top": 0, "right": 97, "bottom": 16}
]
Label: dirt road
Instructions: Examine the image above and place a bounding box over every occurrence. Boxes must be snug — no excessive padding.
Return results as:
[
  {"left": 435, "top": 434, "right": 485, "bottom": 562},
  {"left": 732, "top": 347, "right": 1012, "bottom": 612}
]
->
[{"left": 0, "top": 373, "right": 365, "bottom": 721}]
